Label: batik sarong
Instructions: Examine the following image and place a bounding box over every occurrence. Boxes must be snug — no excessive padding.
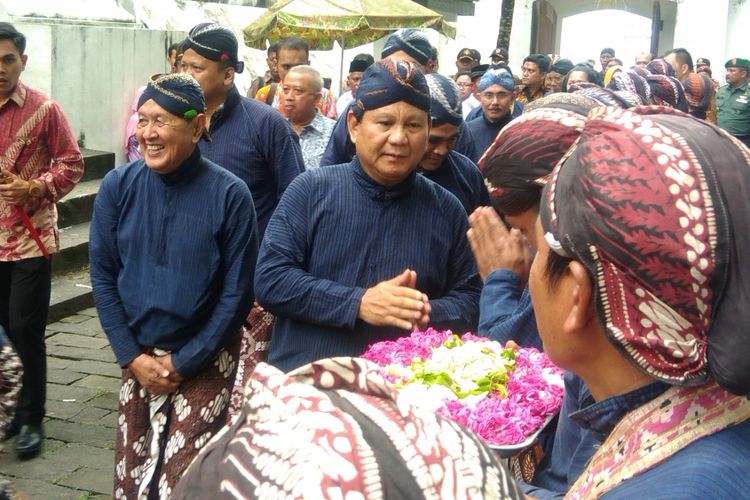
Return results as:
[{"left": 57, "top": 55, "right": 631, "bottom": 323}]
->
[
  {"left": 113, "top": 339, "right": 239, "bottom": 499},
  {"left": 226, "top": 304, "right": 273, "bottom": 422}
]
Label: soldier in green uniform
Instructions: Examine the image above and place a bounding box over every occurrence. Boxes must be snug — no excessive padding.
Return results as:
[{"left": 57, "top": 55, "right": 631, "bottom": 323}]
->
[{"left": 716, "top": 58, "right": 750, "bottom": 148}]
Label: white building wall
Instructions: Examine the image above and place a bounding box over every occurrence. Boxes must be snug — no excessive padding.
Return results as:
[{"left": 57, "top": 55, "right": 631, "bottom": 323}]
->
[
  {"left": 15, "top": 22, "right": 184, "bottom": 164},
  {"left": 16, "top": 22, "right": 183, "bottom": 166},
  {"left": 673, "top": 0, "right": 729, "bottom": 76},
  {"left": 725, "top": 0, "right": 750, "bottom": 75}
]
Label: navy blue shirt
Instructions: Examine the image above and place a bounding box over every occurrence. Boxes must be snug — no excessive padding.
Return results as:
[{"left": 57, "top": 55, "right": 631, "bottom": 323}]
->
[
  {"left": 199, "top": 85, "right": 304, "bottom": 237},
  {"left": 519, "top": 373, "right": 597, "bottom": 499},
  {"left": 90, "top": 149, "right": 258, "bottom": 379},
  {"left": 255, "top": 157, "right": 481, "bottom": 371},
  {"left": 466, "top": 110, "right": 515, "bottom": 158},
  {"left": 420, "top": 151, "right": 490, "bottom": 214},
  {"left": 321, "top": 104, "right": 480, "bottom": 165},
  {"left": 478, "top": 269, "right": 542, "bottom": 349}
]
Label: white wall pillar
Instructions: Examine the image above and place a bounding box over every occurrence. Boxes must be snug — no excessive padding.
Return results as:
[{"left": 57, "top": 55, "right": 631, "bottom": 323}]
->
[
  {"left": 725, "top": 0, "right": 750, "bottom": 71},
  {"left": 508, "top": 0, "right": 534, "bottom": 71},
  {"left": 672, "top": 0, "right": 729, "bottom": 73}
]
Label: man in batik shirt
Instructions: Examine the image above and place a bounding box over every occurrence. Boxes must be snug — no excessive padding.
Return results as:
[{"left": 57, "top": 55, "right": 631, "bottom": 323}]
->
[{"left": 0, "top": 22, "right": 83, "bottom": 459}]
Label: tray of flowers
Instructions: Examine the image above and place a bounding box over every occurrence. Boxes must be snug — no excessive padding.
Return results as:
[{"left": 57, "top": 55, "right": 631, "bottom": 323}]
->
[{"left": 361, "top": 328, "right": 564, "bottom": 456}]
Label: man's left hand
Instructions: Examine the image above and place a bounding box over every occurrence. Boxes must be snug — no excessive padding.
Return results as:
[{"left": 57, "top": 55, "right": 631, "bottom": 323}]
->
[
  {"left": 0, "top": 172, "right": 31, "bottom": 205},
  {"left": 155, "top": 354, "right": 185, "bottom": 384}
]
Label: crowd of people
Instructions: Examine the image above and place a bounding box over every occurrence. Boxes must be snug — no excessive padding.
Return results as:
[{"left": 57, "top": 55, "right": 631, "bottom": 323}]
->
[{"left": 1, "top": 16, "right": 750, "bottom": 499}]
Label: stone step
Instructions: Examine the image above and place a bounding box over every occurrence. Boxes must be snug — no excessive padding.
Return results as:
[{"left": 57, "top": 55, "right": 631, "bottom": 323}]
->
[
  {"left": 81, "top": 148, "right": 115, "bottom": 183},
  {"left": 57, "top": 179, "right": 101, "bottom": 228},
  {"left": 49, "top": 267, "right": 93, "bottom": 324},
  {"left": 53, "top": 221, "right": 90, "bottom": 276}
]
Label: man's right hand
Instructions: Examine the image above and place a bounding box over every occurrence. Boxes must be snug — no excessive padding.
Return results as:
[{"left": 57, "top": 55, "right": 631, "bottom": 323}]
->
[
  {"left": 358, "top": 269, "right": 430, "bottom": 330},
  {"left": 128, "top": 353, "right": 181, "bottom": 395},
  {"left": 467, "top": 206, "right": 532, "bottom": 285}
]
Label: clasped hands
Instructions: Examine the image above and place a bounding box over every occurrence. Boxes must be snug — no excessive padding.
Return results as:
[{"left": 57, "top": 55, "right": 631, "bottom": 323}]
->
[
  {"left": 128, "top": 352, "right": 184, "bottom": 395},
  {"left": 358, "top": 269, "right": 430, "bottom": 330}
]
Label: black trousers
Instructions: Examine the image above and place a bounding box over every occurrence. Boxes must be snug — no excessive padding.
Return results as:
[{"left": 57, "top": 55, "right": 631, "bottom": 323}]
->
[{"left": 0, "top": 256, "right": 51, "bottom": 426}]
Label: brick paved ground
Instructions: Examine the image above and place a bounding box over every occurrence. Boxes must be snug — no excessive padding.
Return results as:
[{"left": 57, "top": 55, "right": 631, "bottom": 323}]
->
[{"left": 0, "top": 308, "right": 117, "bottom": 499}]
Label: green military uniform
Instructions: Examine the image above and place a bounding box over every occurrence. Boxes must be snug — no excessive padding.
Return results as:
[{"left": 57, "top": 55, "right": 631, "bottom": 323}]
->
[
  {"left": 717, "top": 58, "right": 750, "bottom": 145},
  {"left": 717, "top": 83, "right": 750, "bottom": 135}
]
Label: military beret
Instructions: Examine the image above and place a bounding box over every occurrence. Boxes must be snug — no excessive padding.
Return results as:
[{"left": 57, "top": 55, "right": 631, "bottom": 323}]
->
[{"left": 725, "top": 58, "right": 750, "bottom": 70}]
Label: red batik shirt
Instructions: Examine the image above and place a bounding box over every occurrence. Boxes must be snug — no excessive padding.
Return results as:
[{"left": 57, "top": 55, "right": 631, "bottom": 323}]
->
[{"left": 0, "top": 81, "right": 84, "bottom": 261}]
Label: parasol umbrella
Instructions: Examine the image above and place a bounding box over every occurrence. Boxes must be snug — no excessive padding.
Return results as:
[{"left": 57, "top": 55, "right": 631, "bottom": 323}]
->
[{"left": 243, "top": 0, "right": 455, "bottom": 89}]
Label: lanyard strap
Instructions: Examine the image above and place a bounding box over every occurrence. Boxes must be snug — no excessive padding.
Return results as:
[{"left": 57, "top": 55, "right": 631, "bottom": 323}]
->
[{"left": 11, "top": 204, "right": 50, "bottom": 260}]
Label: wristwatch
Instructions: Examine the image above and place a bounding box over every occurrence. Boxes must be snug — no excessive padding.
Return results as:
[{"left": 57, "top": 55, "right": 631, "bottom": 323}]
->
[{"left": 27, "top": 180, "right": 44, "bottom": 198}]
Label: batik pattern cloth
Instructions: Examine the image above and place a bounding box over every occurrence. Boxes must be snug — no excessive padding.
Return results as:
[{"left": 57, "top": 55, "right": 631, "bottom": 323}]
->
[
  {"left": 172, "top": 357, "right": 523, "bottom": 499},
  {"left": 226, "top": 305, "right": 273, "bottom": 422},
  {"left": 113, "top": 341, "right": 239, "bottom": 500},
  {"left": 298, "top": 110, "right": 335, "bottom": 169},
  {"left": 0, "top": 329, "right": 22, "bottom": 442},
  {"left": 0, "top": 81, "right": 83, "bottom": 260},
  {"left": 566, "top": 381, "right": 750, "bottom": 499}
]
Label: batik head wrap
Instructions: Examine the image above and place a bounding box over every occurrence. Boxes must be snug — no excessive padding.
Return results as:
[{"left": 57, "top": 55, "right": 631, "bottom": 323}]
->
[
  {"left": 540, "top": 106, "right": 750, "bottom": 394},
  {"left": 171, "top": 359, "right": 523, "bottom": 499},
  {"left": 568, "top": 82, "right": 637, "bottom": 108},
  {"left": 183, "top": 22, "right": 244, "bottom": 73},
  {"left": 380, "top": 28, "right": 432, "bottom": 66},
  {"left": 354, "top": 59, "right": 430, "bottom": 113},
  {"left": 606, "top": 70, "right": 651, "bottom": 105},
  {"left": 629, "top": 65, "right": 652, "bottom": 79},
  {"left": 137, "top": 73, "right": 211, "bottom": 141},
  {"left": 681, "top": 72, "right": 713, "bottom": 118},
  {"left": 646, "top": 58, "right": 675, "bottom": 77},
  {"left": 478, "top": 93, "right": 597, "bottom": 214},
  {"left": 548, "top": 58, "right": 574, "bottom": 78},
  {"left": 647, "top": 74, "right": 689, "bottom": 111},
  {"left": 137, "top": 73, "right": 206, "bottom": 117},
  {"left": 478, "top": 68, "right": 515, "bottom": 92},
  {"left": 425, "top": 73, "right": 462, "bottom": 126}
]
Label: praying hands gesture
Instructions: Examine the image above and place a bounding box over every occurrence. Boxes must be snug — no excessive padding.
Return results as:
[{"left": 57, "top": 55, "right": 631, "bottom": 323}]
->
[
  {"left": 358, "top": 269, "right": 430, "bottom": 330},
  {"left": 467, "top": 207, "right": 533, "bottom": 285},
  {"left": 128, "top": 353, "right": 184, "bottom": 395}
]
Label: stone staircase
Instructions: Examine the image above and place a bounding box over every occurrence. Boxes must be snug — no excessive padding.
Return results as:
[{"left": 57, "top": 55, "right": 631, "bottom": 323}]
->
[{"left": 49, "top": 148, "right": 115, "bottom": 323}]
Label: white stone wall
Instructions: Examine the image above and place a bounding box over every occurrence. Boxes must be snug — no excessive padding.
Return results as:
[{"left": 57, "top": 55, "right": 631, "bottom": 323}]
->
[{"left": 16, "top": 23, "right": 183, "bottom": 166}]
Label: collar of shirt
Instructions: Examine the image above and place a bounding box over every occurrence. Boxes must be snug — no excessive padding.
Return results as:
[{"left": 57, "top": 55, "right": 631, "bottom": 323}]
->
[
  {"left": 209, "top": 85, "right": 241, "bottom": 132},
  {"left": 570, "top": 381, "right": 670, "bottom": 441},
  {"left": 301, "top": 110, "right": 327, "bottom": 135},
  {"left": 522, "top": 85, "right": 544, "bottom": 100},
  {"left": 157, "top": 147, "right": 203, "bottom": 186},
  {"left": 0, "top": 81, "right": 26, "bottom": 109},
  {"left": 351, "top": 155, "right": 417, "bottom": 201}
]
